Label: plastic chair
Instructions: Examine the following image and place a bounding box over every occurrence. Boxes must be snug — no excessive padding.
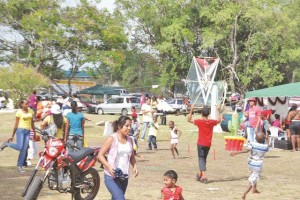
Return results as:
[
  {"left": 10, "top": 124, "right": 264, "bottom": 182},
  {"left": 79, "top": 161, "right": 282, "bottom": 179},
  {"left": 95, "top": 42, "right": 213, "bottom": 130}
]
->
[{"left": 269, "top": 126, "right": 280, "bottom": 148}]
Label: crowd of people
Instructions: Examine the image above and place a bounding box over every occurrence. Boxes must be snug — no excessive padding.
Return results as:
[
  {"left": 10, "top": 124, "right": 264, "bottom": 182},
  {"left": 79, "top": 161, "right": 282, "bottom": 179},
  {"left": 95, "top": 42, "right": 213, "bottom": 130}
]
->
[
  {"left": 1, "top": 90, "right": 299, "bottom": 200},
  {"left": 0, "top": 90, "right": 87, "bottom": 172}
]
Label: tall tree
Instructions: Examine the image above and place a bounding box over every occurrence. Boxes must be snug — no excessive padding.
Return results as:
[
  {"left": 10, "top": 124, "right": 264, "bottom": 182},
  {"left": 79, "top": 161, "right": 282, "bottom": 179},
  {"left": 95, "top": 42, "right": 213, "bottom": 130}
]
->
[
  {"left": 115, "top": 0, "right": 300, "bottom": 94},
  {"left": 0, "top": 0, "right": 128, "bottom": 94}
]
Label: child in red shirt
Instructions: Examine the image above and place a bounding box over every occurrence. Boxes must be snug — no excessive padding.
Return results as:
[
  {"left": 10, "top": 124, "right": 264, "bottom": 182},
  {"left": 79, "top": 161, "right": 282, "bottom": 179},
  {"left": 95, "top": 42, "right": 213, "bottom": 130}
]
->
[
  {"left": 188, "top": 105, "right": 221, "bottom": 183},
  {"left": 160, "top": 170, "right": 184, "bottom": 200}
]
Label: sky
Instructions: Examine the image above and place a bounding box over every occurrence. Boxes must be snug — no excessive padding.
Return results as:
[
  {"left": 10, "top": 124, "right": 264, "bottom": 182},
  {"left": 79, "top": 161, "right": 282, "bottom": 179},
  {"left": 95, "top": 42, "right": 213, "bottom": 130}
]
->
[{"left": 0, "top": 0, "right": 116, "bottom": 69}]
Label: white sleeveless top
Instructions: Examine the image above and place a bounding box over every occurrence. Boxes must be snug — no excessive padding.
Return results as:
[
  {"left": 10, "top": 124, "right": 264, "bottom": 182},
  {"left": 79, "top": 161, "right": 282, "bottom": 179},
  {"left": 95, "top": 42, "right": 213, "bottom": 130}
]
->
[
  {"left": 170, "top": 128, "right": 179, "bottom": 144},
  {"left": 115, "top": 141, "right": 131, "bottom": 174}
]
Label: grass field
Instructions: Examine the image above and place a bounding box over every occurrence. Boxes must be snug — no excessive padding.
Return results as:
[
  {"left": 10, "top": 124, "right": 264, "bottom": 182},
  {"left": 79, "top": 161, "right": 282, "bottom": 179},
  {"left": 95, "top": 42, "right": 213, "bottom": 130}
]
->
[{"left": 0, "top": 111, "right": 299, "bottom": 200}]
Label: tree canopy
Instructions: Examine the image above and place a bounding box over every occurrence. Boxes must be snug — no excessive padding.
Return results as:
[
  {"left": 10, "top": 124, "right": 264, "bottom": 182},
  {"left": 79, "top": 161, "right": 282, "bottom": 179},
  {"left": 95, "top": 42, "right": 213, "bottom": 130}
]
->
[{"left": 0, "top": 0, "right": 299, "bottom": 95}]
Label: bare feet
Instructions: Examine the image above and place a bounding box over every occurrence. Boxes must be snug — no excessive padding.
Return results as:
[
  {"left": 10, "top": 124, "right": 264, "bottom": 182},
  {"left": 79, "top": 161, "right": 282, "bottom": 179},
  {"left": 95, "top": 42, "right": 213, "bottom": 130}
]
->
[
  {"left": 242, "top": 194, "right": 246, "bottom": 200},
  {"left": 252, "top": 189, "right": 260, "bottom": 194}
]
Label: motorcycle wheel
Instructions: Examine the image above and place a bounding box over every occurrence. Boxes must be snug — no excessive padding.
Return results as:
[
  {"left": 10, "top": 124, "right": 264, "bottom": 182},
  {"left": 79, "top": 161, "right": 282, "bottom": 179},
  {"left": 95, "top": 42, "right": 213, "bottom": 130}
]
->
[
  {"left": 74, "top": 168, "right": 100, "bottom": 200},
  {"left": 23, "top": 176, "right": 43, "bottom": 200}
]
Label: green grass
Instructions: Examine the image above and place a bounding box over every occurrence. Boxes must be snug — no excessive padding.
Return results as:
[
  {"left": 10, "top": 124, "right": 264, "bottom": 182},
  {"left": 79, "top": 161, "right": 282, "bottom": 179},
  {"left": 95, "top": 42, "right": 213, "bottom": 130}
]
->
[{"left": 0, "top": 111, "right": 299, "bottom": 200}]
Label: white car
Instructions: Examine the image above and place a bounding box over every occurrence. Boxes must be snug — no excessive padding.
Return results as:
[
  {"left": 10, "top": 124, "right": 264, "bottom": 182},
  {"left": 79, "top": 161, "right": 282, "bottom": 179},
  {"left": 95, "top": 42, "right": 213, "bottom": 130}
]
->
[
  {"left": 166, "top": 99, "right": 184, "bottom": 114},
  {"left": 95, "top": 96, "right": 141, "bottom": 116}
]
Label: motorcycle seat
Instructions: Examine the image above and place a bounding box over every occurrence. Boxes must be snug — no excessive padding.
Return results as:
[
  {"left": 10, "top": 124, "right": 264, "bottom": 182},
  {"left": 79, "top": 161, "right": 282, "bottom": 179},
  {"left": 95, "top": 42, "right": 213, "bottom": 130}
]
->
[{"left": 69, "top": 148, "right": 95, "bottom": 163}]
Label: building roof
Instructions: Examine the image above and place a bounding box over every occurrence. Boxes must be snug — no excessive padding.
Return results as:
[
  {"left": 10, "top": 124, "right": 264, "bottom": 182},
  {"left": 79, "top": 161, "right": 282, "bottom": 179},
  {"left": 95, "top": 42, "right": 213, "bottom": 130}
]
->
[{"left": 64, "top": 71, "right": 90, "bottom": 78}]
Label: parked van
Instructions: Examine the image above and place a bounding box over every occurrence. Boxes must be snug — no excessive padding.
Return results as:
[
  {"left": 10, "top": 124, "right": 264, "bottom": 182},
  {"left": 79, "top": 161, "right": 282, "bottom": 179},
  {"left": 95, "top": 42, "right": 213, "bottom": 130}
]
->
[
  {"left": 114, "top": 89, "right": 129, "bottom": 96},
  {"left": 95, "top": 96, "right": 141, "bottom": 116}
]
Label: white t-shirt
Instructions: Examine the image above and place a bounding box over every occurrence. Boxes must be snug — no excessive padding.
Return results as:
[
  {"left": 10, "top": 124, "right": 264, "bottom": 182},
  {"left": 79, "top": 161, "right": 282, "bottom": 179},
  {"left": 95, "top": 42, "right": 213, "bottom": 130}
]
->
[
  {"left": 115, "top": 141, "right": 131, "bottom": 174},
  {"left": 149, "top": 122, "right": 159, "bottom": 137},
  {"left": 141, "top": 103, "right": 153, "bottom": 122}
]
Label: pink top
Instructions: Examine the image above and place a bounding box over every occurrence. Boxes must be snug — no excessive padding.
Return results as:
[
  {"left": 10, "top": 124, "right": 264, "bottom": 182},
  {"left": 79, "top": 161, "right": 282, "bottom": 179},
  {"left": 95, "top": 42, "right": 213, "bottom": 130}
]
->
[
  {"left": 29, "top": 94, "right": 37, "bottom": 108},
  {"left": 272, "top": 119, "right": 281, "bottom": 128},
  {"left": 248, "top": 106, "right": 262, "bottom": 128}
]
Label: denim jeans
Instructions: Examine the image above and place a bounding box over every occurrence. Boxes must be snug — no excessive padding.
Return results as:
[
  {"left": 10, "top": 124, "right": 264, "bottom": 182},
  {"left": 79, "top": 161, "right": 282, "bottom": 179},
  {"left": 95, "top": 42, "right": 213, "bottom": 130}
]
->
[
  {"left": 148, "top": 135, "right": 157, "bottom": 149},
  {"left": 7, "top": 128, "right": 30, "bottom": 166},
  {"left": 247, "top": 127, "right": 261, "bottom": 143},
  {"left": 104, "top": 174, "right": 128, "bottom": 200},
  {"left": 68, "top": 136, "right": 83, "bottom": 153},
  {"left": 197, "top": 145, "right": 210, "bottom": 171},
  {"left": 141, "top": 122, "right": 150, "bottom": 139}
]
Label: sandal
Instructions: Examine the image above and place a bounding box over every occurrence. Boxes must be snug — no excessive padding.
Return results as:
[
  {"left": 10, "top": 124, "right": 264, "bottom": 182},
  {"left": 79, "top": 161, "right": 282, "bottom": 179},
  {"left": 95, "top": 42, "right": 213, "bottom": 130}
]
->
[
  {"left": 196, "top": 174, "right": 201, "bottom": 181},
  {"left": 200, "top": 178, "right": 208, "bottom": 184}
]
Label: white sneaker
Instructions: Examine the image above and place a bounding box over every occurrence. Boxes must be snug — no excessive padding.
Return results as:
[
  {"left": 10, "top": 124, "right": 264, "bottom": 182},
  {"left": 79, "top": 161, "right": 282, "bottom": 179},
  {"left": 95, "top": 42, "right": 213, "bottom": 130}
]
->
[
  {"left": 18, "top": 166, "right": 25, "bottom": 173},
  {"left": 26, "top": 160, "right": 32, "bottom": 166}
]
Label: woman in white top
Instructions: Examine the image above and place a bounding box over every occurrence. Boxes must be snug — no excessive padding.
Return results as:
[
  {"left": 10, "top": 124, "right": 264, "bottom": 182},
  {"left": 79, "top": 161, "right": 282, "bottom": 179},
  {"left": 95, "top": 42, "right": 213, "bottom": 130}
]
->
[{"left": 98, "top": 116, "right": 138, "bottom": 200}]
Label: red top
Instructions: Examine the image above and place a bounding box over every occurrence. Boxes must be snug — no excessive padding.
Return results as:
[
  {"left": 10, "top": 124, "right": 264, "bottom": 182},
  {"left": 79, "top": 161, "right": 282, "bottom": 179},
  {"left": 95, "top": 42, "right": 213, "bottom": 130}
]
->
[
  {"left": 194, "top": 119, "right": 218, "bottom": 147},
  {"left": 261, "top": 110, "right": 272, "bottom": 119},
  {"left": 248, "top": 106, "right": 262, "bottom": 128},
  {"left": 161, "top": 185, "right": 182, "bottom": 200}
]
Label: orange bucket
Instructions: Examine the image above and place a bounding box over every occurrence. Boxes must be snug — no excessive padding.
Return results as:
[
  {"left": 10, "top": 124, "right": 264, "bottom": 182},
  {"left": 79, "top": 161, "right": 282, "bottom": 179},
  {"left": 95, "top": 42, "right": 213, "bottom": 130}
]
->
[{"left": 224, "top": 136, "right": 245, "bottom": 151}]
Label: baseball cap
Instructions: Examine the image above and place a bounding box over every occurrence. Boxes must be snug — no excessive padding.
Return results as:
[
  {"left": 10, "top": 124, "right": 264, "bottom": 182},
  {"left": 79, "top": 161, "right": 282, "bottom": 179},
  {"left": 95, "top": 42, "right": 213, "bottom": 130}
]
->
[
  {"left": 50, "top": 104, "right": 62, "bottom": 114},
  {"left": 247, "top": 97, "right": 256, "bottom": 102}
]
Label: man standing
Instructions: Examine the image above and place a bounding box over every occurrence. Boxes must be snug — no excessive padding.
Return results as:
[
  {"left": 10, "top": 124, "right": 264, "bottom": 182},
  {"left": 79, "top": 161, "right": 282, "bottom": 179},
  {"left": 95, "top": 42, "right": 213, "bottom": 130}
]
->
[
  {"left": 140, "top": 97, "right": 154, "bottom": 141},
  {"left": 244, "top": 98, "right": 262, "bottom": 142},
  {"left": 29, "top": 90, "right": 37, "bottom": 121}
]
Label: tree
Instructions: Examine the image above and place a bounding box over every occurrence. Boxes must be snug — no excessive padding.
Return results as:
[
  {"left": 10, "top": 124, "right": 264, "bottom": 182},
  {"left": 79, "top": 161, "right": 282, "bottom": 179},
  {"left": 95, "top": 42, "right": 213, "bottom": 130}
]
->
[
  {"left": 115, "top": 0, "right": 300, "bottom": 94},
  {"left": 0, "top": 63, "right": 48, "bottom": 104},
  {"left": 0, "top": 0, "right": 128, "bottom": 94}
]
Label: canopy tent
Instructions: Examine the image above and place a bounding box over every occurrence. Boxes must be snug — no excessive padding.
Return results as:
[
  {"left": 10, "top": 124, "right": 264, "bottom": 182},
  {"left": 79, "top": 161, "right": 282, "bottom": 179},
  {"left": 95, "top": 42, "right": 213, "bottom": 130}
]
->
[
  {"left": 245, "top": 82, "right": 300, "bottom": 122},
  {"left": 246, "top": 82, "right": 300, "bottom": 98},
  {"left": 77, "top": 84, "right": 121, "bottom": 95}
]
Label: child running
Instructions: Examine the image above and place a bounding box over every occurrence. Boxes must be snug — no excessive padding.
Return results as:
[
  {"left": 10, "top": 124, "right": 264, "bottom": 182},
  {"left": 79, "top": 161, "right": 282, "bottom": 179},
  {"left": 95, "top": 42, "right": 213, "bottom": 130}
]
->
[
  {"left": 160, "top": 170, "right": 184, "bottom": 200},
  {"left": 187, "top": 105, "right": 221, "bottom": 183},
  {"left": 230, "top": 133, "right": 269, "bottom": 200},
  {"left": 169, "top": 121, "right": 182, "bottom": 159},
  {"left": 147, "top": 116, "right": 159, "bottom": 150}
]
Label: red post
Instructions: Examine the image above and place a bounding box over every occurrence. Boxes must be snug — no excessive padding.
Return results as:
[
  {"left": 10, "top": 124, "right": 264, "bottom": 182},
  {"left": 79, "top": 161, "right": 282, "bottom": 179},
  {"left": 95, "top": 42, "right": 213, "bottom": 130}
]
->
[{"left": 214, "top": 148, "right": 216, "bottom": 160}]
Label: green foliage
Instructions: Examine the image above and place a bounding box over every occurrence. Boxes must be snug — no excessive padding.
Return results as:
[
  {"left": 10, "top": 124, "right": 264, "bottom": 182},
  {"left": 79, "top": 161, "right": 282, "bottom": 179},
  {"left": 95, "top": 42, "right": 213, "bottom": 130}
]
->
[
  {"left": 116, "top": 0, "right": 300, "bottom": 94},
  {"left": 0, "top": 63, "right": 48, "bottom": 103}
]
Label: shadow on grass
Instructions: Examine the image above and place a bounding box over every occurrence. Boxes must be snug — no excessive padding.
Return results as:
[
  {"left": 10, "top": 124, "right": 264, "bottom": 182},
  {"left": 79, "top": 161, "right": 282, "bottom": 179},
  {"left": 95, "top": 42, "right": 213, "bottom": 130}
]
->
[
  {"left": 155, "top": 148, "right": 170, "bottom": 151},
  {"left": 265, "top": 155, "right": 281, "bottom": 158},
  {"left": 178, "top": 156, "right": 190, "bottom": 159},
  {"left": 135, "top": 159, "right": 149, "bottom": 163},
  {"left": 208, "top": 176, "right": 248, "bottom": 183},
  {"left": 138, "top": 151, "right": 156, "bottom": 154}
]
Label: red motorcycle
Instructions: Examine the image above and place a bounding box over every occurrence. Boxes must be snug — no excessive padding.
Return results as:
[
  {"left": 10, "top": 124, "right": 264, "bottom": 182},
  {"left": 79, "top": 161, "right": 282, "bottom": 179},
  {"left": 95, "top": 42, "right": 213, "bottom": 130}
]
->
[{"left": 22, "top": 128, "right": 101, "bottom": 200}]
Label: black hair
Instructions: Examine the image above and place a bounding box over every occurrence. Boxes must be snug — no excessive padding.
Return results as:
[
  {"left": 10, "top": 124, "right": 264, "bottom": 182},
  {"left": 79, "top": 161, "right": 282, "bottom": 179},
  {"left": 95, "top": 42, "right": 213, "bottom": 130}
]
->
[
  {"left": 112, "top": 116, "right": 131, "bottom": 132},
  {"left": 56, "top": 102, "right": 63, "bottom": 109},
  {"left": 289, "top": 104, "right": 298, "bottom": 113},
  {"left": 53, "top": 113, "right": 64, "bottom": 129},
  {"left": 255, "top": 133, "right": 265, "bottom": 144},
  {"left": 33, "top": 90, "right": 36, "bottom": 94},
  {"left": 71, "top": 101, "right": 78, "bottom": 113},
  {"left": 164, "top": 170, "right": 178, "bottom": 182},
  {"left": 275, "top": 114, "right": 280, "bottom": 119},
  {"left": 19, "top": 99, "right": 27, "bottom": 108}
]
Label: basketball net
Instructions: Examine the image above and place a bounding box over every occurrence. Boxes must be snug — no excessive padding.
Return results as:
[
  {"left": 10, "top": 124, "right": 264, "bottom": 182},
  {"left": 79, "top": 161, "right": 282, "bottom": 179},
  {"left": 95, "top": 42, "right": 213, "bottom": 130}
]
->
[{"left": 186, "top": 57, "right": 220, "bottom": 105}]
